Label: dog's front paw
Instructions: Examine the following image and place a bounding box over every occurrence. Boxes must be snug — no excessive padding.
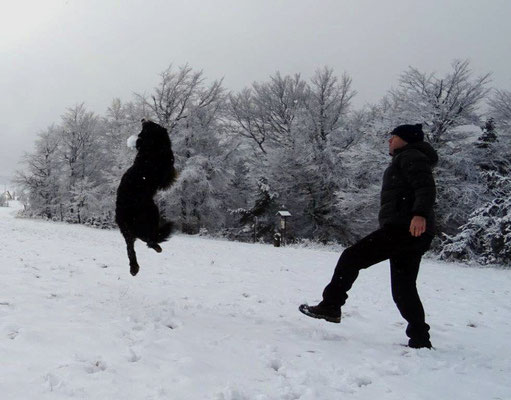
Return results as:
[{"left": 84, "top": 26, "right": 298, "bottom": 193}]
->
[{"left": 130, "top": 264, "right": 140, "bottom": 276}]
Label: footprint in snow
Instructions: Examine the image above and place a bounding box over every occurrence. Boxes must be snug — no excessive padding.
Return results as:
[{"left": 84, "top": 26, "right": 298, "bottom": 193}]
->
[
  {"left": 354, "top": 376, "right": 372, "bottom": 387},
  {"left": 84, "top": 360, "right": 107, "bottom": 374},
  {"left": 7, "top": 330, "right": 19, "bottom": 340},
  {"left": 128, "top": 349, "right": 141, "bottom": 363},
  {"left": 269, "top": 359, "right": 282, "bottom": 372},
  {"left": 45, "top": 373, "right": 62, "bottom": 391}
]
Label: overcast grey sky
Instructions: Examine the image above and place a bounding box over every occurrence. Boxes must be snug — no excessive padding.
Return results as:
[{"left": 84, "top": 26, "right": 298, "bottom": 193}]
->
[{"left": 1, "top": 0, "right": 510, "bottom": 182}]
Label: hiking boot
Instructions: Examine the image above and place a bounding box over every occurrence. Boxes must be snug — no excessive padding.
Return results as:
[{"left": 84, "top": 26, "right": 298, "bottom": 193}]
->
[
  {"left": 299, "top": 303, "right": 341, "bottom": 323},
  {"left": 408, "top": 337, "right": 432, "bottom": 349},
  {"left": 406, "top": 324, "right": 432, "bottom": 349}
]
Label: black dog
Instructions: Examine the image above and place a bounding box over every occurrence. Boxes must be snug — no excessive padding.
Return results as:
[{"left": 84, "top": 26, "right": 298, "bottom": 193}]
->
[{"left": 115, "top": 119, "right": 177, "bottom": 276}]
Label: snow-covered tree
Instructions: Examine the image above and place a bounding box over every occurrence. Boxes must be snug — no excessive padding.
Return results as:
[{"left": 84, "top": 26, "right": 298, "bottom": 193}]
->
[
  {"left": 15, "top": 127, "right": 62, "bottom": 219},
  {"left": 488, "top": 89, "right": 511, "bottom": 129},
  {"left": 228, "top": 68, "right": 358, "bottom": 242},
  {"left": 252, "top": 72, "right": 307, "bottom": 148},
  {"left": 304, "top": 67, "right": 355, "bottom": 143},
  {"left": 441, "top": 90, "right": 511, "bottom": 265},
  {"left": 299, "top": 68, "right": 357, "bottom": 241},
  {"left": 165, "top": 117, "right": 233, "bottom": 234},
  {"left": 65, "top": 177, "right": 100, "bottom": 224},
  {"left": 59, "top": 104, "right": 102, "bottom": 187},
  {"left": 58, "top": 104, "right": 104, "bottom": 223},
  {"left": 231, "top": 177, "right": 280, "bottom": 242},
  {"left": 135, "top": 64, "right": 223, "bottom": 134},
  {"left": 441, "top": 171, "right": 511, "bottom": 265},
  {"left": 228, "top": 88, "right": 270, "bottom": 154},
  {"left": 390, "top": 60, "right": 491, "bottom": 144},
  {"left": 476, "top": 118, "right": 497, "bottom": 149}
]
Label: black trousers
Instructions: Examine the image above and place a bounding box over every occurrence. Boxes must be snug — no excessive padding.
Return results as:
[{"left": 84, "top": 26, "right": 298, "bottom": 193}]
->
[{"left": 322, "top": 226, "right": 433, "bottom": 340}]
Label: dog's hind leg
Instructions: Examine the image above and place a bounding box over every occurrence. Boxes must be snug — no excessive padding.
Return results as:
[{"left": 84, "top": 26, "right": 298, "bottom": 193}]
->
[
  {"left": 147, "top": 242, "right": 162, "bottom": 253},
  {"left": 146, "top": 219, "right": 173, "bottom": 253},
  {"left": 157, "top": 220, "right": 174, "bottom": 243},
  {"left": 124, "top": 234, "right": 140, "bottom": 276}
]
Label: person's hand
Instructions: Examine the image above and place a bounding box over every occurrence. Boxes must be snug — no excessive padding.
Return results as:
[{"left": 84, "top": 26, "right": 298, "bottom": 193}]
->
[{"left": 410, "top": 216, "right": 426, "bottom": 237}]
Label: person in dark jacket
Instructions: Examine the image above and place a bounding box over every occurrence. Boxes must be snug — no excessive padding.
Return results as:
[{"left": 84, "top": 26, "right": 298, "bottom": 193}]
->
[{"left": 299, "top": 123, "right": 438, "bottom": 349}]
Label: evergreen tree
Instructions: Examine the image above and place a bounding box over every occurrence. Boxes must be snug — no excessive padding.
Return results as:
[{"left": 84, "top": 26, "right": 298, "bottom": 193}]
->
[
  {"left": 441, "top": 91, "right": 511, "bottom": 265},
  {"left": 441, "top": 171, "right": 511, "bottom": 265},
  {"left": 476, "top": 118, "right": 497, "bottom": 149}
]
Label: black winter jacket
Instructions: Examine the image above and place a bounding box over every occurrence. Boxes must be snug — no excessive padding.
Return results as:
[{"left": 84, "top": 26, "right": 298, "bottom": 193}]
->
[{"left": 378, "top": 142, "right": 438, "bottom": 235}]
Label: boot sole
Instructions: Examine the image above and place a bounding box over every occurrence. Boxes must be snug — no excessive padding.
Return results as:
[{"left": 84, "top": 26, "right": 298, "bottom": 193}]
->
[
  {"left": 407, "top": 343, "right": 433, "bottom": 349},
  {"left": 298, "top": 305, "right": 340, "bottom": 323}
]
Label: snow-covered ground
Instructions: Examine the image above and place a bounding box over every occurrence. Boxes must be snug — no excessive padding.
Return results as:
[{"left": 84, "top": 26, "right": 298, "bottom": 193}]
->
[{"left": 1, "top": 202, "right": 510, "bottom": 400}]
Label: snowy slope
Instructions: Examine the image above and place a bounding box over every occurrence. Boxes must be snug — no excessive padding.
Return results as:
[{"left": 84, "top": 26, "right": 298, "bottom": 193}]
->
[{"left": 0, "top": 202, "right": 510, "bottom": 400}]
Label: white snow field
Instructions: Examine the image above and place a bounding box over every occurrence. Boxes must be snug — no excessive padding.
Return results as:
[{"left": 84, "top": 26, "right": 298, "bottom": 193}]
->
[{"left": 1, "top": 202, "right": 510, "bottom": 400}]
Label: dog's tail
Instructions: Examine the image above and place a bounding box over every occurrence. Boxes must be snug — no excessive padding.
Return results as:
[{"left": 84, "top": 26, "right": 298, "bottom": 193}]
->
[{"left": 157, "top": 220, "right": 175, "bottom": 243}]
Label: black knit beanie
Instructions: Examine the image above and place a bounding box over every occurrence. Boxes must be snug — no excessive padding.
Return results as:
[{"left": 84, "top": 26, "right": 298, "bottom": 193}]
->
[{"left": 390, "top": 124, "right": 424, "bottom": 144}]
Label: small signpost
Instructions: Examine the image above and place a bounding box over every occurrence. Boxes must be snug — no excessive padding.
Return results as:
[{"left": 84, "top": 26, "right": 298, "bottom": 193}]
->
[{"left": 276, "top": 210, "right": 292, "bottom": 246}]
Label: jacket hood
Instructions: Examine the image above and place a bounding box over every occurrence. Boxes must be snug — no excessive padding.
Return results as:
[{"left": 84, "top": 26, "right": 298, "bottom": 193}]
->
[{"left": 395, "top": 141, "right": 438, "bottom": 166}]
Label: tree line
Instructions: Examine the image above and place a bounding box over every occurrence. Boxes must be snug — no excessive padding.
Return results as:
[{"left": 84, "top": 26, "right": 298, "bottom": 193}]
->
[{"left": 15, "top": 60, "right": 511, "bottom": 265}]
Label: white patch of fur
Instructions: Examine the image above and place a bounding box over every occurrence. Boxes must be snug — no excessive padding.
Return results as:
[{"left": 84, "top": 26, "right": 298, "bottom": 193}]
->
[{"left": 127, "top": 135, "right": 138, "bottom": 149}]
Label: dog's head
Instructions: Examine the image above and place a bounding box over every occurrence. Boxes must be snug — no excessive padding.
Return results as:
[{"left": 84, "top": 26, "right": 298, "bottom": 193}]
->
[{"left": 134, "top": 119, "right": 171, "bottom": 153}]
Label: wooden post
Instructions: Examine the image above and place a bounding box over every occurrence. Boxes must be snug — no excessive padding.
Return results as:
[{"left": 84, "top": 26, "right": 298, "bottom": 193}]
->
[
  {"left": 276, "top": 211, "right": 291, "bottom": 247},
  {"left": 254, "top": 217, "right": 258, "bottom": 243}
]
